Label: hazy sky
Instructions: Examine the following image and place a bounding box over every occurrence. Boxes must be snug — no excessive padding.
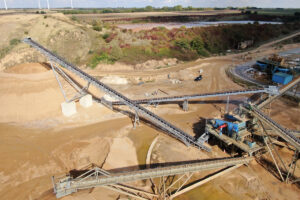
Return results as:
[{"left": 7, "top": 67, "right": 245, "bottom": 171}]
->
[{"left": 1, "top": 0, "right": 299, "bottom": 9}]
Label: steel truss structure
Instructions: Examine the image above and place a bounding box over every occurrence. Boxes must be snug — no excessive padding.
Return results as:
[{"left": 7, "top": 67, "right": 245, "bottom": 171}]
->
[
  {"left": 112, "top": 87, "right": 279, "bottom": 106},
  {"left": 23, "top": 38, "right": 210, "bottom": 152},
  {"left": 53, "top": 157, "right": 252, "bottom": 198}
]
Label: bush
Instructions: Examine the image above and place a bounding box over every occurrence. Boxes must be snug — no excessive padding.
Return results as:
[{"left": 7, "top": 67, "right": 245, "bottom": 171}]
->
[
  {"left": 40, "top": 11, "right": 46, "bottom": 14},
  {"left": 89, "top": 53, "right": 116, "bottom": 68},
  {"left": 93, "top": 25, "right": 102, "bottom": 32},
  {"left": 71, "top": 16, "right": 78, "bottom": 21},
  {"left": 190, "top": 37, "right": 209, "bottom": 56},
  {"left": 44, "top": 15, "right": 47, "bottom": 19},
  {"left": 10, "top": 39, "right": 20, "bottom": 46},
  {"left": 102, "top": 33, "right": 110, "bottom": 40},
  {"left": 174, "top": 39, "right": 190, "bottom": 50}
]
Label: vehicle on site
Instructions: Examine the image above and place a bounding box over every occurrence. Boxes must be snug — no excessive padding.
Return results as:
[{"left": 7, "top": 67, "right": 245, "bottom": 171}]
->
[{"left": 194, "top": 75, "right": 203, "bottom": 81}]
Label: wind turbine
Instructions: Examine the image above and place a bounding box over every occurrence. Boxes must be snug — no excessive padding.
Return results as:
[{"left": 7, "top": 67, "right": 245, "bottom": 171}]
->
[
  {"left": 47, "top": 0, "right": 50, "bottom": 10},
  {"left": 38, "top": 0, "right": 41, "bottom": 9},
  {"left": 71, "top": 0, "right": 73, "bottom": 9},
  {"left": 3, "top": 0, "right": 7, "bottom": 10}
]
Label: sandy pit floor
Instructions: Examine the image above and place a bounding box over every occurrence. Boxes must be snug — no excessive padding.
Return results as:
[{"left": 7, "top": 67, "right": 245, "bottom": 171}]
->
[{"left": 0, "top": 42, "right": 299, "bottom": 200}]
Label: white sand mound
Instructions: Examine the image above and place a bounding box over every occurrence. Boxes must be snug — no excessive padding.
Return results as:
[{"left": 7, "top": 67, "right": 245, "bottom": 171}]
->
[
  {"left": 100, "top": 76, "right": 128, "bottom": 85},
  {"left": 103, "top": 94, "right": 117, "bottom": 102}
]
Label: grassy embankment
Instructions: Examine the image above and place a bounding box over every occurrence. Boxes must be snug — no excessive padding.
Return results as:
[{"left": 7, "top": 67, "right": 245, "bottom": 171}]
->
[{"left": 83, "top": 21, "right": 300, "bottom": 68}]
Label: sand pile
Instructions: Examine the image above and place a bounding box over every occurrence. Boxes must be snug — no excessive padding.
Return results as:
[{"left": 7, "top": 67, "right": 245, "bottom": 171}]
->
[
  {"left": 95, "top": 62, "right": 134, "bottom": 71},
  {"left": 100, "top": 76, "right": 128, "bottom": 85},
  {"left": 103, "top": 137, "right": 138, "bottom": 170},
  {"left": 135, "top": 58, "right": 178, "bottom": 70},
  {"left": 4, "top": 63, "right": 50, "bottom": 74}
]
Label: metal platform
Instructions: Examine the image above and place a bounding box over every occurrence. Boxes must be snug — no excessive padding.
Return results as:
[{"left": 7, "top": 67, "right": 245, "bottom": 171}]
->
[
  {"left": 207, "top": 125, "right": 263, "bottom": 155},
  {"left": 112, "top": 88, "right": 278, "bottom": 105},
  {"left": 53, "top": 156, "right": 253, "bottom": 198},
  {"left": 23, "top": 38, "right": 210, "bottom": 152}
]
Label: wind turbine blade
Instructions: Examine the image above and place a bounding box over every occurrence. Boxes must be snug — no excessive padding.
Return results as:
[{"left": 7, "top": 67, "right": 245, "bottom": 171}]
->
[
  {"left": 4, "top": 0, "right": 8, "bottom": 10},
  {"left": 47, "top": 0, "right": 50, "bottom": 10}
]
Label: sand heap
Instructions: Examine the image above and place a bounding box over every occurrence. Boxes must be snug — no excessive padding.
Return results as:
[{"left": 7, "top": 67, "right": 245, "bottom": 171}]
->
[
  {"left": 0, "top": 63, "right": 64, "bottom": 123},
  {"left": 3, "top": 63, "right": 50, "bottom": 74},
  {"left": 100, "top": 76, "right": 128, "bottom": 85}
]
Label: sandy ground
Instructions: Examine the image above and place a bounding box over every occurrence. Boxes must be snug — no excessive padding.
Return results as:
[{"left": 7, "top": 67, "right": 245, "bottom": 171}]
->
[{"left": 0, "top": 20, "right": 299, "bottom": 200}]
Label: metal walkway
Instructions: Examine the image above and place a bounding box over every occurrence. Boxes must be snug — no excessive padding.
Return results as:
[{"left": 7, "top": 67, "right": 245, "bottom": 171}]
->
[
  {"left": 112, "top": 88, "right": 276, "bottom": 105},
  {"left": 23, "top": 38, "right": 210, "bottom": 152},
  {"left": 257, "top": 75, "right": 300, "bottom": 109},
  {"left": 249, "top": 106, "right": 300, "bottom": 151},
  {"left": 53, "top": 156, "right": 252, "bottom": 198}
]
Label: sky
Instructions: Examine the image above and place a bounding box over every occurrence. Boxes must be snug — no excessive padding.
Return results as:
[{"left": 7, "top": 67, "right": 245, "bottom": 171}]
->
[{"left": 0, "top": 0, "right": 300, "bottom": 9}]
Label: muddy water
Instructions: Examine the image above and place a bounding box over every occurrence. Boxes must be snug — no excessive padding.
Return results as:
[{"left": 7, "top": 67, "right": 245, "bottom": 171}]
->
[{"left": 176, "top": 183, "right": 239, "bottom": 200}]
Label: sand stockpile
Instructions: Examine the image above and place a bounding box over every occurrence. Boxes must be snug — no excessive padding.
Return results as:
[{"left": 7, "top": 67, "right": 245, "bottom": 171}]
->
[
  {"left": 103, "top": 137, "right": 138, "bottom": 171},
  {"left": 0, "top": 63, "right": 121, "bottom": 126},
  {"left": 0, "top": 63, "right": 64, "bottom": 122},
  {"left": 100, "top": 76, "right": 128, "bottom": 85},
  {"left": 3, "top": 63, "right": 50, "bottom": 74}
]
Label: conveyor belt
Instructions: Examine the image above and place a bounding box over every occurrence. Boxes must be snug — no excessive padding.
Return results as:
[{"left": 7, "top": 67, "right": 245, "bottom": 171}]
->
[
  {"left": 249, "top": 106, "right": 300, "bottom": 151},
  {"left": 54, "top": 156, "right": 252, "bottom": 198},
  {"left": 257, "top": 75, "right": 300, "bottom": 109},
  {"left": 23, "top": 38, "right": 210, "bottom": 152},
  {"left": 112, "top": 89, "right": 268, "bottom": 105}
]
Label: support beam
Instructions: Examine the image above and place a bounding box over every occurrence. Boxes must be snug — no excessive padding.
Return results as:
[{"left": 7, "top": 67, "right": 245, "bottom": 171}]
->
[
  {"left": 226, "top": 96, "right": 230, "bottom": 113},
  {"left": 182, "top": 99, "right": 188, "bottom": 111},
  {"left": 50, "top": 61, "right": 68, "bottom": 102},
  {"left": 170, "top": 164, "right": 243, "bottom": 199},
  {"left": 53, "top": 157, "right": 253, "bottom": 198},
  {"left": 286, "top": 150, "right": 299, "bottom": 183}
]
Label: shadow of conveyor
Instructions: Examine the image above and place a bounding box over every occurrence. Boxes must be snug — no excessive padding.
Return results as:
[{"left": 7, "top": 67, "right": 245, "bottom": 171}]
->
[{"left": 68, "top": 156, "right": 244, "bottom": 178}]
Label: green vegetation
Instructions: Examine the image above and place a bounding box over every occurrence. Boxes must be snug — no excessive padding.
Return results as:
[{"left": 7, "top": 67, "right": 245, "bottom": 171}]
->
[
  {"left": 84, "top": 22, "right": 299, "bottom": 67},
  {"left": 89, "top": 53, "right": 116, "bottom": 68},
  {"left": 93, "top": 25, "right": 102, "bottom": 32},
  {"left": 9, "top": 39, "right": 20, "bottom": 46},
  {"left": 36, "top": 11, "right": 46, "bottom": 14},
  {"left": 71, "top": 16, "right": 78, "bottom": 21},
  {"left": 0, "top": 38, "right": 21, "bottom": 59},
  {"left": 102, "top": 33, "right": 109, "bottom": 40},
  {"left": 58, "top": 6, "right": 212, "bottom": 15}
]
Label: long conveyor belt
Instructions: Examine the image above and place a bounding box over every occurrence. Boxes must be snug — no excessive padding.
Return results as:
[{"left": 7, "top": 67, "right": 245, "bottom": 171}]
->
[
  {"left": 249, "top": 106, "right": 300, "bottom": 151},
  {"left": 257, "top": 75, "right": 300, "bottom": 109},
  {"left": 112, "top": 89, "right": 269, "bottom": 105},
  {"left": 54, "top": 156, "right": 253, "bottom": 198},
  {"left": 23, "top": 38, "right": 210, "bottom": 152}
]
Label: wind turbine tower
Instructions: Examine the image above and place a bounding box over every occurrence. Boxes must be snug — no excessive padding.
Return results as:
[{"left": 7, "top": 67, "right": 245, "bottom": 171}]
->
[
  {"left": 3, "top": 0, "right": 7, "bottom": 10},
  {"left": 71, "top": 0, "right": 73, "bottom": 9},
  {"left": 47, "top": 0, "right": 50, "bottom": 10},
  {"left": 38, "top": 0, "right": 41, "bottom": 9}
]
